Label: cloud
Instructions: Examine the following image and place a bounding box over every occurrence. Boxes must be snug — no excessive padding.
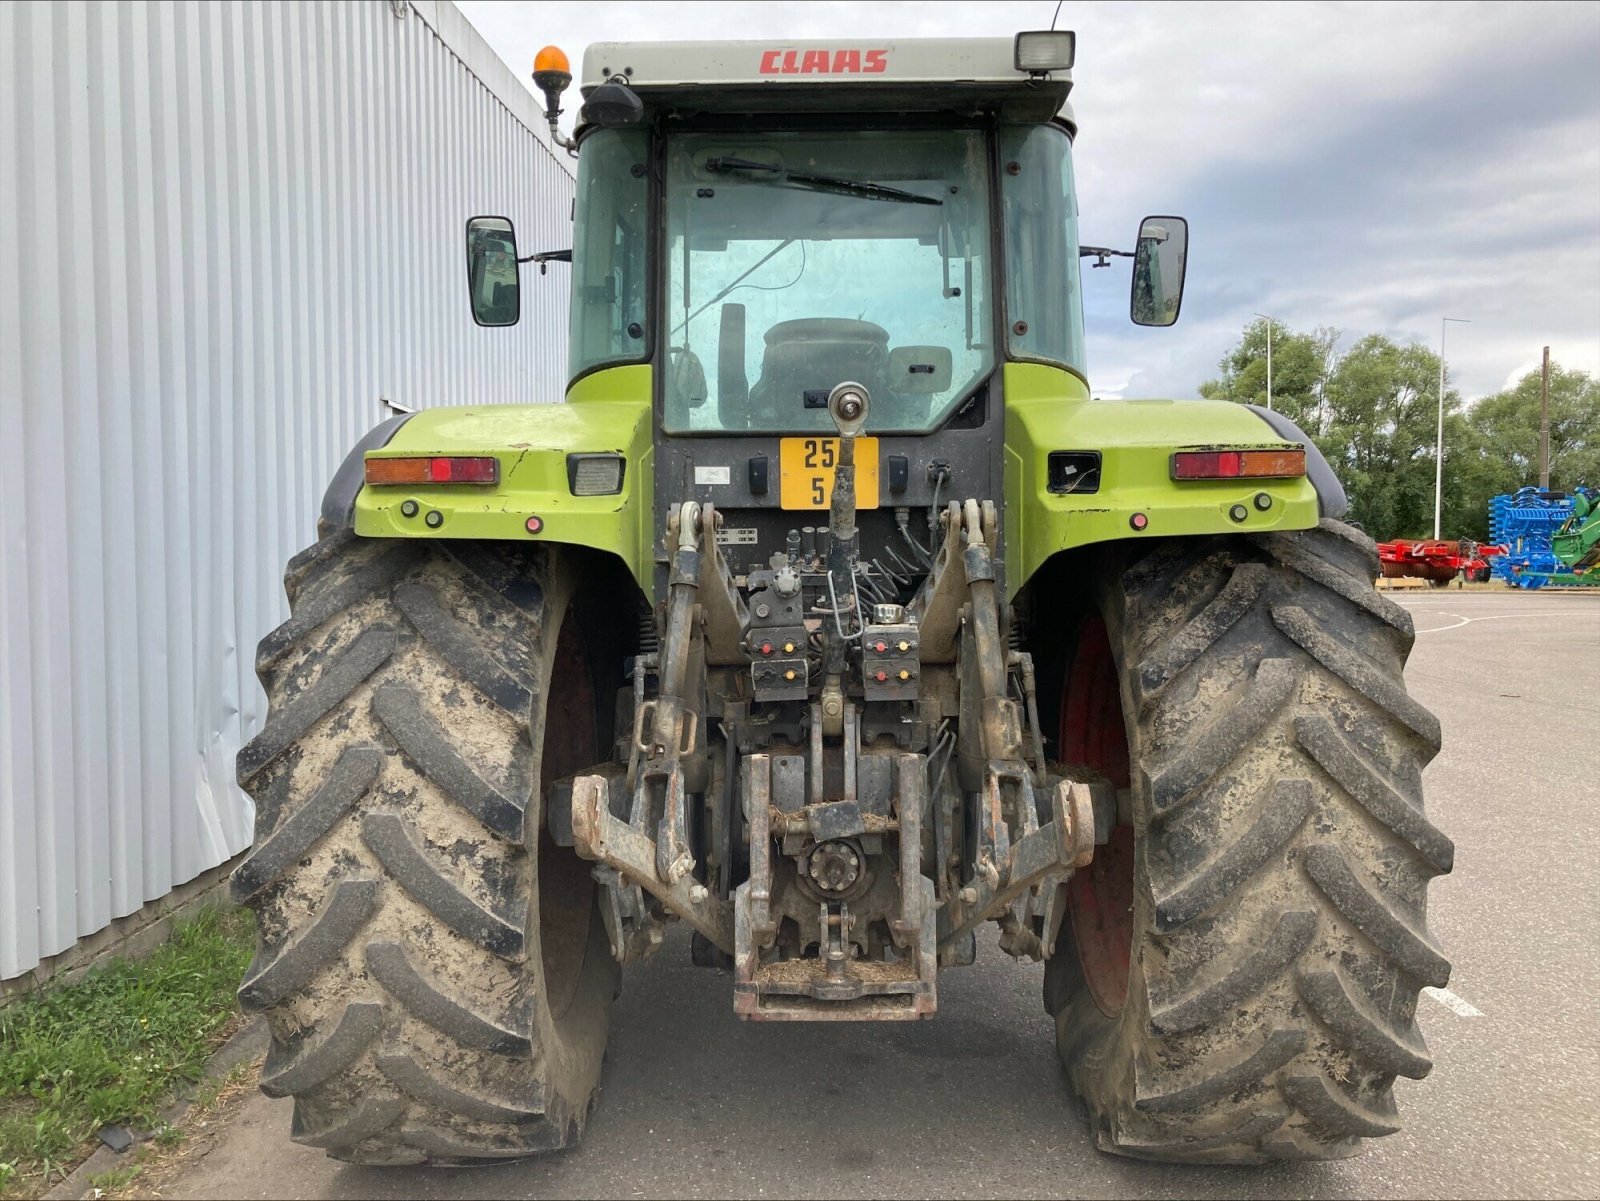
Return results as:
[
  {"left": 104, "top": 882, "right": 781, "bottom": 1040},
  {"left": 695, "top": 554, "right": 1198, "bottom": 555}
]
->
[{"left": 456, "top": 0, "right": 1600, "bottom": 402}]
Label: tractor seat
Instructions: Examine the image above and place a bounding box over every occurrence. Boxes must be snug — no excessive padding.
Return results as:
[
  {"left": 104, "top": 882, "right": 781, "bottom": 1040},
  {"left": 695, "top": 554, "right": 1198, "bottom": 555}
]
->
[{"left": 746, "top": 318, "right": 890, "bottom": 423}]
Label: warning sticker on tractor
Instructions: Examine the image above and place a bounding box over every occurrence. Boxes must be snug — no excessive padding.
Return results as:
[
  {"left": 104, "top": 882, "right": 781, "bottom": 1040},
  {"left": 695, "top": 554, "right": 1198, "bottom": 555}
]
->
[
  {"left": 779, "top": 437, "right": 879, "bottom": 510},
  {"left": 695, "top": 465, "right": 731, "bottom": 486},
  {"left": 715, "top": 527, "right": 758, "bottom": 545}
]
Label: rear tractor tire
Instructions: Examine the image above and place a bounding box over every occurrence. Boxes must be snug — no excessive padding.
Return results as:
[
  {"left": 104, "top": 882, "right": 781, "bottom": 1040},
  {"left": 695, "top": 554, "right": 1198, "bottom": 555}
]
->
[
  {"left": 232, "top": 530, "right": 620, "bottom": 1165},
  {"left": 1046, "top": 519, "right": 1454, "bottom": 1163}
]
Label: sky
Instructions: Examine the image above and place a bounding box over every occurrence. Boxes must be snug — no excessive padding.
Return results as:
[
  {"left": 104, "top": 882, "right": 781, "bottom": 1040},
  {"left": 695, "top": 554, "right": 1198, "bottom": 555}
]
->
[{"left": 456, "top": 0, "right": 1600, "bottom": 403}]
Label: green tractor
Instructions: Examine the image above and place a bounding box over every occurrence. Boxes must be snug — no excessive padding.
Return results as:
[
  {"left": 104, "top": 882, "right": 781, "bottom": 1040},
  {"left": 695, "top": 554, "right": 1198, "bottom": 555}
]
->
[{"left": 232, "top": 30, "right": 1452, "bottom": 1167}]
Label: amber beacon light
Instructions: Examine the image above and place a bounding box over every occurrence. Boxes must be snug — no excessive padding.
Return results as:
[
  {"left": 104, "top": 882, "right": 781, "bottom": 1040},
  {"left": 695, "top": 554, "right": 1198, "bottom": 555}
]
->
[{"left": 533, "top": 45, "right": 572, "bottom": 110}]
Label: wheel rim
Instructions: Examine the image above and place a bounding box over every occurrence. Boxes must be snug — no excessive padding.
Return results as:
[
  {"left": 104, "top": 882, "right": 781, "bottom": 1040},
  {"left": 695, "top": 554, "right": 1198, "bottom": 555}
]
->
[
  {"left": 1060, "top": 614, "right": 1136, "bottom": 1019},
  {"left": 538, "top": 611, "right": 600, "bottom": 1024}
]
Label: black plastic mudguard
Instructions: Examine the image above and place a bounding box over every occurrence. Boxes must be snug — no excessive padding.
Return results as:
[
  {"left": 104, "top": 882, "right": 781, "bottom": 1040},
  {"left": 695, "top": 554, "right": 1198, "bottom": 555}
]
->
[{"left": 319, "top": 413, "right": 415, "bottom": 529}]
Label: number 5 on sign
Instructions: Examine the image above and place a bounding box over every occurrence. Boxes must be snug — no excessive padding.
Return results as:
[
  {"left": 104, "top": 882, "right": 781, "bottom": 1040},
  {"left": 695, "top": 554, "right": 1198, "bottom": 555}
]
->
[{"left": 779, "top": 436, "right": 880, "bottom": 511}]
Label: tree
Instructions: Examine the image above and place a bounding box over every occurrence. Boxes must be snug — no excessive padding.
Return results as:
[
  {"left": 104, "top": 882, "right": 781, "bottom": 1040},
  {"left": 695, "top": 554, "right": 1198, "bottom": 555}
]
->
[
  {"left": 1439, "top": 412, "right": 1498, "bottom": 542},
  {"left": 1442, "top": 362, "right": 1599, "bottom": 541},
  {"left": 1202, "top": 323, "right": 1460, "bottom": 538},
  {"left": 1423, "top": 361, "right": 1598, "bottom": 541},
  {"left": 1461, "top": 363, "right": 1599, "bottom": 494},
  {"left": 1322, "top": 334, "right": 1464, "bottom": 539},
  {"left": 1202, "top": 328, "right": 1598, "bottom": 544},
  {"left": 1199, "top": 318, "right": 1340, "bottom": 436}
]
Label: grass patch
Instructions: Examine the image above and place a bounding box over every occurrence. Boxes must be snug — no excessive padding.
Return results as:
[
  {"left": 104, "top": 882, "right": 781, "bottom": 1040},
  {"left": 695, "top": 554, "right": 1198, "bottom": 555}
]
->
[
  {"left": 84, "top": 1164, "right": 139, "bottom": 1193},
  {"left": 0, "top": 905, "right": 253, "bottom": 1197},
  {"left": 151, "top": 1124, "right": 184, "bottom": 1149}
]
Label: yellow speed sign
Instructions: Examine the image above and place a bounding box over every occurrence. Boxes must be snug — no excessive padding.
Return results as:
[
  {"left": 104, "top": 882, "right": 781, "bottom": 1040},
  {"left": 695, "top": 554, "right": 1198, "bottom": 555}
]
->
[{"left": 778, "top": 437, "right": 880, "bottom": 510}]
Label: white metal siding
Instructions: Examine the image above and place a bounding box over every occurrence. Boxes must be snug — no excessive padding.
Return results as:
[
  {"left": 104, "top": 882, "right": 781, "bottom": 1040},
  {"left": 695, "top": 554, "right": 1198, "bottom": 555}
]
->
[{"left": 0, "top": 0, "right": 573, "bottom": 979}]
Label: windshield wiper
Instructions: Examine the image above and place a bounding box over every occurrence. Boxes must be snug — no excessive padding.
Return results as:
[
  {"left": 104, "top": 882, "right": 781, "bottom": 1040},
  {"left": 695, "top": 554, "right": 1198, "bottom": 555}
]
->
[{"left": 704, "top": 156, "right": 942, "bottom": 206}]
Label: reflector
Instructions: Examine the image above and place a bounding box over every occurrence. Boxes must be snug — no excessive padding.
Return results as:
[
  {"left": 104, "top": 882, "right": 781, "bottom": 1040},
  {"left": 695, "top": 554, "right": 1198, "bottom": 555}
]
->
[
  {"left": 365, "top": 456, "right": 499, "bottom": 485},
  {"left": 1170, "top": 448, "right": 1306, "bottom": 480}
]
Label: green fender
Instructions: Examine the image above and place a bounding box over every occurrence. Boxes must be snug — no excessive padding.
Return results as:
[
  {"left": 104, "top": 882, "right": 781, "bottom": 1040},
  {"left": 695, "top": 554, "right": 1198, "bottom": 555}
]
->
[
  {"left": 351, "top": 366, "right": 655, "bottom": 590},
  {"left": 1002, "top": 363, "right": 1323, "bottom": 596},
  {"left": 345, "top": 360, "right": 1326, "bottom": 603}
]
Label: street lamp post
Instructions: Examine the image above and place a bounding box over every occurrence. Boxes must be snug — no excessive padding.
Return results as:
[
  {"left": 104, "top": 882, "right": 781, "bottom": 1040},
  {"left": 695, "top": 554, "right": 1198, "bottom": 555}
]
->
[
  {"left": 1253, "top": 312, "right": 1275, "bottom": 410},
  {"left": 1434, "top": 316, "right": 1470, "bottom": 540}
]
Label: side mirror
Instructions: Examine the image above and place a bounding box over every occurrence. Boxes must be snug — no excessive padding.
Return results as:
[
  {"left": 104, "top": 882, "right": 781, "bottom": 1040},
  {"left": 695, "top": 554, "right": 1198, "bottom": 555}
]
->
[
  {"left": 1129, "top": 215, "right": 1188, "bottom": 327},
  {"left": 466, "top": 216, "right": 520, "bottom": 327}
]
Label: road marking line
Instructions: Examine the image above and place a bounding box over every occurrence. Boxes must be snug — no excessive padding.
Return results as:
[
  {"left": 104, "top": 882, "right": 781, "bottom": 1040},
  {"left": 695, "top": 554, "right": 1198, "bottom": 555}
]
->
[
  {"left": 1418, "top": 613, "right": 1575, "bottom": 624},
  {"left": 1413, "top": 613, "right": 1580, "bottom": 633},
  {"left": 1423, "top": 986, "right": 1483, "bottom": 1017}
]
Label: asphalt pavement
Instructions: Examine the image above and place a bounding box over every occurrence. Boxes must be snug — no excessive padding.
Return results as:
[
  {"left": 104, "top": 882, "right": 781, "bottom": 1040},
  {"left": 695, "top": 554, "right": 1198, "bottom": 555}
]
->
[{"left": 162, "top": 589, "right": 1600, "bottom": 1201}]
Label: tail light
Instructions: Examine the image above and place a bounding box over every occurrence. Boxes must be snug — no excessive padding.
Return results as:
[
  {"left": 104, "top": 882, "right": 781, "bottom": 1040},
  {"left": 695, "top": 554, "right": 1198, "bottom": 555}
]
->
[
  {"left": 365, "top": 456, "right": 499, "bottom": 485},
  {"left": 1171, "top": 448, "right": 1306, "bottom": 481}
]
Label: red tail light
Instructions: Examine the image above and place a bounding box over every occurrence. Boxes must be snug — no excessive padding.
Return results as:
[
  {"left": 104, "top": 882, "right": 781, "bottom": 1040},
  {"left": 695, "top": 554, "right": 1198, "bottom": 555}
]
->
[
  {"left": 365, "top": 456, "right": 499, "bottom": 485},
  {"left": 1171, "top": 448, "right": 1306, "bottom": 480}
]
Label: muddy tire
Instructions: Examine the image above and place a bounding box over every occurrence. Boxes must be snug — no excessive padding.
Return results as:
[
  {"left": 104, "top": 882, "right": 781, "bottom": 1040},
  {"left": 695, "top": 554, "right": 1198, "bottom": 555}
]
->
[
  {"left": 232, "top": 530, "right": 621, "bottom": 1165},
  {"left": 1046, "top": 520, "right": 1453, "bottom": 1163}
]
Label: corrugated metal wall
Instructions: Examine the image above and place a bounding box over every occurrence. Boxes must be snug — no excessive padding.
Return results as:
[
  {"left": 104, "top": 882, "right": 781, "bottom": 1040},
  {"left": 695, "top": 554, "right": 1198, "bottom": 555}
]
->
[{"left": 0, "top": 0, "right": 574, "bottom": 979}]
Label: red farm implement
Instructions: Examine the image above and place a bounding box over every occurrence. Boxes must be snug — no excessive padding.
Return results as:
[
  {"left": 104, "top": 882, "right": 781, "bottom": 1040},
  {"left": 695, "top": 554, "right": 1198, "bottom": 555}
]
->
[{"left": 1377, "top": 538, "right": 1505, "bottom": 586}]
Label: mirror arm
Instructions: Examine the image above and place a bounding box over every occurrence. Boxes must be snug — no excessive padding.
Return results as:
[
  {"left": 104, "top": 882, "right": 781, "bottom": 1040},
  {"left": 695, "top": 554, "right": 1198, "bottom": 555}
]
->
[
  {"left": 1078, "top": 245, "right": 1133, "bottom": 269},
  {"left": 520, "top": 248, "right": 573, "bottom": 275}
]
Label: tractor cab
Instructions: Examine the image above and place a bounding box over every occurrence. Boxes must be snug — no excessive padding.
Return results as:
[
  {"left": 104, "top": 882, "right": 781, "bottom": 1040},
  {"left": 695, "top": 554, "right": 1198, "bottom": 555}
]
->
[
  {"left": 525, "top": 37, "right": 1184, "bottom": 591},
  {"left": 569, "top": 34, "right": 1089, "bottom": 431}
]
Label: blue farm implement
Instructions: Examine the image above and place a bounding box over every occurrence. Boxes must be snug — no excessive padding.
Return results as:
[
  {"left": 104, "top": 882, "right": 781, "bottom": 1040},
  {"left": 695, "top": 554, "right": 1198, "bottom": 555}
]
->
[{"left": 1489, "top": 487, "right": 1599, "bottom": 588}]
